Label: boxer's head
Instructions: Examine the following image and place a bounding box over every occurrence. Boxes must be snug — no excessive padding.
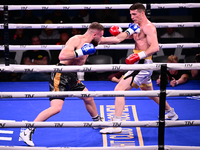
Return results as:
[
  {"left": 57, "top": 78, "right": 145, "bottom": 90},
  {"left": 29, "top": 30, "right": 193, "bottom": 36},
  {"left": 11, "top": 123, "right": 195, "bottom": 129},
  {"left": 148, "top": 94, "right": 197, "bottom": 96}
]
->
[
  {"left": 88, "top": 22, "right": 104, "bottom": 46},
  {"left": 129, "top": 3, "right": 146, "bottom": 24}
]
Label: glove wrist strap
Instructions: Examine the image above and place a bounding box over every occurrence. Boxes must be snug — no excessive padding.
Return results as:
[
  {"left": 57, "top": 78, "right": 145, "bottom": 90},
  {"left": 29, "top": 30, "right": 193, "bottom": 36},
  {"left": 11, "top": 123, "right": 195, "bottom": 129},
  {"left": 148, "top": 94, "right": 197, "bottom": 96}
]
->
[
  {"left": 138, "top": 51, "right": 147, "bottom": 59},
  {"left": 74, "top": 49, "right": 83, "bottom": 58},
  {"left": 125, "top": 28, "right": 134, "bottom": 36}
]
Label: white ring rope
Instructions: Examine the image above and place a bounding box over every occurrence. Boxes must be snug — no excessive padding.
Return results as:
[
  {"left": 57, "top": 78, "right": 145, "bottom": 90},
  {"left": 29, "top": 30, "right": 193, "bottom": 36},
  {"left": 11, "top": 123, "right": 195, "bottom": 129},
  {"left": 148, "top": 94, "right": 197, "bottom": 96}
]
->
[
  {"left": 0, "top": 90, "right": 199, "bottom": 98},
  {"left": 0, "top": 3, "right": 199, "bottom": 10},
  {"left": 1, "top": 120, "right": 200, "bottom": 128},
  {"left": 0, "top": 146, "right": 157, "bottom": 150},
  {"left": 0, "top": 43, "right": 200, "bottom": 50},
  {"left": 0, "top": 145, "right": 157, "bottom": 150},
  {"left": 1, "top": 146, "right": 200, "bottom": 150},
  {"left": 1, "top": 22, "right": 200, "bottom": 29},
  {"left": 0, "top": 63, "right": 199, "bottom": 73}
]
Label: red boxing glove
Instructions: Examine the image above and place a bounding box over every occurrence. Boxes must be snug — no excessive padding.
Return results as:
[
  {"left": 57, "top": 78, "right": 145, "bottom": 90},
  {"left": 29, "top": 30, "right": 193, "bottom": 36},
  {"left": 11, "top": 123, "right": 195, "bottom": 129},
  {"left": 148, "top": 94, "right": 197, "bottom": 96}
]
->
[
  {"left": 125, "top": 51, "right": 147, "bottom": 64},
  {"left": 109, "top": 25, "right": 123, "bottom": 36}
]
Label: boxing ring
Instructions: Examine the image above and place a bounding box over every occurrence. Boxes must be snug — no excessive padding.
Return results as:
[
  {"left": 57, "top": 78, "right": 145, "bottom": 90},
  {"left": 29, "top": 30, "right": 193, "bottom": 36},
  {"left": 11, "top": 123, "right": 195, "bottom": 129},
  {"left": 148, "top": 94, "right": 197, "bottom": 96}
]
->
[{"left": 1, "top": 3, "right": 200, "bottom": 150}]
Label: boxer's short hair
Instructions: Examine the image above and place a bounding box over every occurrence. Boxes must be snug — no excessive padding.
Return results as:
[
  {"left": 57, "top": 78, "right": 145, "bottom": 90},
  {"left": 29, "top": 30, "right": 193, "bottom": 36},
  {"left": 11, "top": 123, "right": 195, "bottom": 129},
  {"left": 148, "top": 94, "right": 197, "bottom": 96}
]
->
[
  {"left": 130, "top": 2, "right": 145, "bottom": 12},
  {"left": 89, "top": 22, "right": 104, "bottom": 31}
]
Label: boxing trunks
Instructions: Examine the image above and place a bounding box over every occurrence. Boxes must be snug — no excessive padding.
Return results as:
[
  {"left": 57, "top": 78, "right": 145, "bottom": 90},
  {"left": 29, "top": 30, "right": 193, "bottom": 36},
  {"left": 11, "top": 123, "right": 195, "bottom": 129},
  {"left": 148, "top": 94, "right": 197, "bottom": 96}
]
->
[
  {"left": 49, "top": 63, "right": 85, "bottom": 101},
  {"left": 124, "top": 50, "right": 153, "bottom": 89}
]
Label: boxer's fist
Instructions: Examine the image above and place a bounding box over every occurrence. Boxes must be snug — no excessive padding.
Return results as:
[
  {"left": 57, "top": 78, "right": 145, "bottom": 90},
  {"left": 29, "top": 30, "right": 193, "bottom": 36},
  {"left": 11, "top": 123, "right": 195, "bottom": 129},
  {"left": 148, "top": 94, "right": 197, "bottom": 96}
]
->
[
  {"left": 125, "top": 51, "right": 147, "bottom": 64},
  {"left": 75, "top": 43, "right": 96, "bottom": 57},
  {"left": 125, "top": 23, "right": 140, "bottom": 36},
  {"left": 109, "top": 25, "right": 123, "bottom": 36}
]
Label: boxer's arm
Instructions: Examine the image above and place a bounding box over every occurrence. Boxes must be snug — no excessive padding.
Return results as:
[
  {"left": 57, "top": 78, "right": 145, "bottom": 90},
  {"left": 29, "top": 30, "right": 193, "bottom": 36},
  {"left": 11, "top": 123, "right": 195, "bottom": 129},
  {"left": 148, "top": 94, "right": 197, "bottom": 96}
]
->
[
  {"left": 59, "top": 36, "right": 79, "bottom": 61},
  {"left": 143, "top": 24, "right": 159, "bottom": 57},
  {"left": 100, "top": 32, "right": 132, "bottom": 44}
]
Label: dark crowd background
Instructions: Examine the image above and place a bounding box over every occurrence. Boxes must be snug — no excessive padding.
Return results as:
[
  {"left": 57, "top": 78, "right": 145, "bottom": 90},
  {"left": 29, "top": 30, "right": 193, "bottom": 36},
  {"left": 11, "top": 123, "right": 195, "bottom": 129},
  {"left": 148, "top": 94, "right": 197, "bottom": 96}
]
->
[{"left": 0, "top": 0, "right": 199, "bottom": 81}]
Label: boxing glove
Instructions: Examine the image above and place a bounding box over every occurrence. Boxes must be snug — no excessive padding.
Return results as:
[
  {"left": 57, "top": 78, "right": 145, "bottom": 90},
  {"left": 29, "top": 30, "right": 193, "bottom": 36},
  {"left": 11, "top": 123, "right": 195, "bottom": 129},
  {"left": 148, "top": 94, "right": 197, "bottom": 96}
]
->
[
  {"left": 74, "top": 43, "right": 96, "bottom": 57},
  {"left": 125, "top": 51, "right": 147, "bottom": 64},
  {"left": 109, "top": 25, "right": 123, "bottom": 36},
  {"left": 125, "top": 23, "right": 140, "bottom": 36}
]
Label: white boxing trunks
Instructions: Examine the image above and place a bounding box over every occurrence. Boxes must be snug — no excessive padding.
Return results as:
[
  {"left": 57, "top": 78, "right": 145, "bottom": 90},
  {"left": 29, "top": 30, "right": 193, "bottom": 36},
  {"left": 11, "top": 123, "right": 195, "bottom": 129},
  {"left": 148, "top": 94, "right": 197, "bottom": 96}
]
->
[{"left": 123, "top": 59, "right": 153, "bottom": 89}]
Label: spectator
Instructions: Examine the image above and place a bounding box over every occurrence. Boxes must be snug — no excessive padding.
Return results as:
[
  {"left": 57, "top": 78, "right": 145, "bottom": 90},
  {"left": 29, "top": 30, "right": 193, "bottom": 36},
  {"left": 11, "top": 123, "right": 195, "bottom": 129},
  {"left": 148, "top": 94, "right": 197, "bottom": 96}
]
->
[
  {"left": 56, "top": 32, "right": 69, "bottom": 45},
  {"left": 39, "top": 20, "right": 60, "bottom": 40},
  {"left": 71, "top": 28, "right": 82, "bottom": 36},
  {"left": 191, "top": 53, "right": 200, "bottom": 80},
  {"left": 9, "top": 19, "right": 30, "bottom": 44},
  {"left": 72, "top": 9, "right": 96, "bottom": 23},
  {"left": 160, "top": 27, "right": 184, "bottom": 38},
  {"left": 156, "top": 55, "right": 190, "bottom": 87},
  {"left": 95, "top": 0, "right": 119, "bottom": 23},
  {"left": 20, "top": 10, "right": 41, "bottom": 37},
  {"left": 160, "top": 27, "right": 185, "bottom": 61},
  {"left": 108, "top": 71, "right": 125, "bottom": 83},
  {"left": 20, "top": 35, "right": 50, "bottom": 81},
  {"left": 43, "top": 0, "right": 71, "bottom": 24}
]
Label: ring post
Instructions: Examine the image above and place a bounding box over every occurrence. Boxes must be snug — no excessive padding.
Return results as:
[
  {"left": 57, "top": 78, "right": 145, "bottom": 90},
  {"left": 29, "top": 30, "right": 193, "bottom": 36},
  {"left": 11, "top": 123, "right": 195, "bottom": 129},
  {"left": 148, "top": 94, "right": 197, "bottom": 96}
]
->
[
  {"left": 158, "top": 64, "right": 167, "bottom": 150},
  {"left": 4, "top": 5, "right": 10, "bottom": 66},
  {"left": 146, "top": 3, "right": 151, "bottom": 21}
]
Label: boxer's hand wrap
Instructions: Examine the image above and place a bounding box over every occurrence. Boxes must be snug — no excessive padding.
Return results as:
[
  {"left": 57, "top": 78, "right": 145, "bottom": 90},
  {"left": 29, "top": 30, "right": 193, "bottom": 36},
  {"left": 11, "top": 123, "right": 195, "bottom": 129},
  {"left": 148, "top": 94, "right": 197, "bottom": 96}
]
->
[
  {"left": 125, "top": 51, "right": 147, "bottom": 64},
  {"left": 74, "top": 43, "right": 96, "bottom": 57},
  {"left": 125, "top": 23, "right": 140, "bottom": 36},
  {"left": 109, "top": 25, "right": 123, "bottom": 36}
]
